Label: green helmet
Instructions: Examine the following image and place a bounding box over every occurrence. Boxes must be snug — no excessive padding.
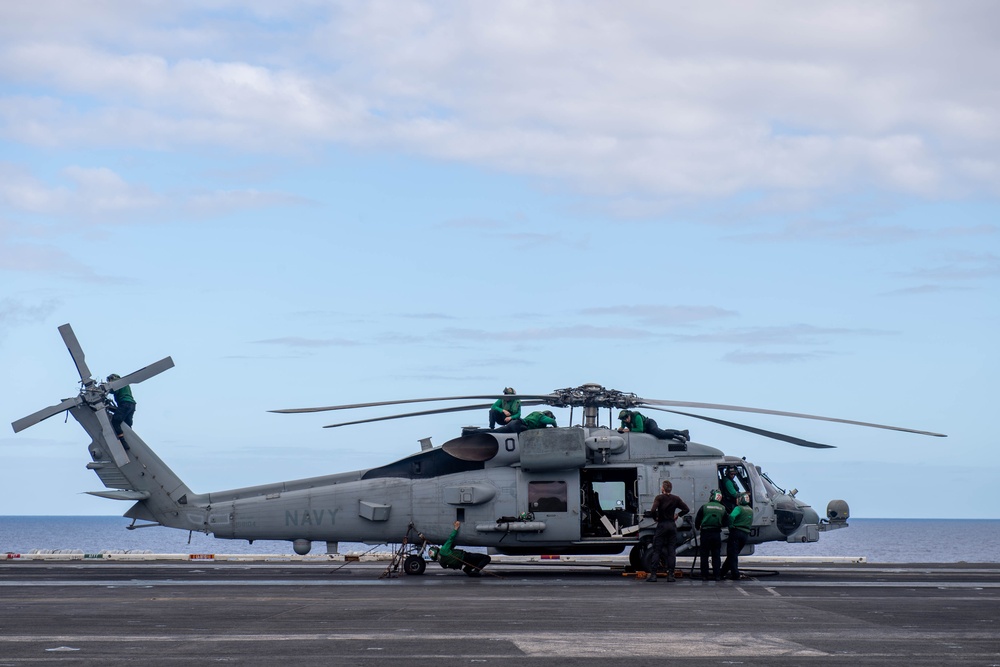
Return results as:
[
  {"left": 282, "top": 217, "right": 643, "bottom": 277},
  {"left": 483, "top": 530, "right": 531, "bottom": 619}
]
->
[
  {"left": 618, "top": 409, "right": 630, "bottom": 420},
  {"left": 503, "top": 387, "right": 515, "bottom": 395},
  {"left": 428, "top": 546, "right": 439, "bottom": 561},
  {"left": 107, "top": 373, "right": 121, "bottom": 381},
  {"left": 738, "top": 493, "right": 750, "bottom": 506},
  {"left": 542, "top": 410, "right": 554, "bottom": 419},
  {"left": 710, "top": 489, "right": 722, "bottom": 502}
]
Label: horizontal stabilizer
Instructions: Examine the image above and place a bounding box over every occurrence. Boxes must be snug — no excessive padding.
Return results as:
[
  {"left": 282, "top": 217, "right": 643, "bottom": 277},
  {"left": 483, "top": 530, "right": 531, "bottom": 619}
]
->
[{"left": 85, "top": 490, "right": 151, "bottom": 501}]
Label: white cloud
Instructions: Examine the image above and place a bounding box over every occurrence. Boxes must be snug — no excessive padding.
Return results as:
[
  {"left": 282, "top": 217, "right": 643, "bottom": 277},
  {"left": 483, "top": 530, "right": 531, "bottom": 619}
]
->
[{"left": 1, "top": 1, "right": 998, "bottom": 200}]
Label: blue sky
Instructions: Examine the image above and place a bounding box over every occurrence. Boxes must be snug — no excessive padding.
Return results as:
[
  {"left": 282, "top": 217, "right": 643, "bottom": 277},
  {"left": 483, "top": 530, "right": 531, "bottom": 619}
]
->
[{"left": 2, "top": 2, "right": 997, "bottom": 519}]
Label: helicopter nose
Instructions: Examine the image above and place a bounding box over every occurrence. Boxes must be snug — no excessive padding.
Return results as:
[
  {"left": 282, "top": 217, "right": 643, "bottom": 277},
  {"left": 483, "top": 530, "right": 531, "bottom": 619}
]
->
[{"left": 801, "top": 505, "right": 819, "bottom": 525}]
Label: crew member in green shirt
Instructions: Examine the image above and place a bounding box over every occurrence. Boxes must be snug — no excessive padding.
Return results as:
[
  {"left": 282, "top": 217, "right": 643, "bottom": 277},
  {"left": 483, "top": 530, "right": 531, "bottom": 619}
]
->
[
  {"left": 106, "top": 373, "right": 136, "bottom": 441},
  {"left": 493, "top": 410, "right": 557, "bottom": 434},
  {"left": 719, "top": 493, "right": 753, "bottom": 581},
  {"left": 721, "top": 467, "right": 741, "bottom": 511},
  {"left": 428, "top": 521, "right": 491, "bottom": 576},
  {"left": 617, "top": 410, "right": 688, "bottom": 442},
  {"left": 695, "top": 489, "right": 726, "bottom": 580},
  {"left": 489, "top": 387, "right": 521, "bottom": 429}
]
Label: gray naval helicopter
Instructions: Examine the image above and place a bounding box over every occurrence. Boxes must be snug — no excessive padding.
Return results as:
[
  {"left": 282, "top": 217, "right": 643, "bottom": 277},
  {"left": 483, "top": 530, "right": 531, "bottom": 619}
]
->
[{"left": 14, "top": 324, "right": 946, "bottom": 574}]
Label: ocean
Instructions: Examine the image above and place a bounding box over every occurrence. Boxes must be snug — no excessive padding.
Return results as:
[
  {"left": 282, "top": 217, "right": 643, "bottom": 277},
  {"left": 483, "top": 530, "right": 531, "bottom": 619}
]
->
[{"left": 2, "top": 516, "right": 998, "bottom": 563}]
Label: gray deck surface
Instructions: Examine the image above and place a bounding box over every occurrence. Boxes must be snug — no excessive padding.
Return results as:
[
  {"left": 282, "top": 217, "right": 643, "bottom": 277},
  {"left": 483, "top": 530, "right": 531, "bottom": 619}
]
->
[{"left": 2, "top": 559, "right": 998, "bottom": 666}]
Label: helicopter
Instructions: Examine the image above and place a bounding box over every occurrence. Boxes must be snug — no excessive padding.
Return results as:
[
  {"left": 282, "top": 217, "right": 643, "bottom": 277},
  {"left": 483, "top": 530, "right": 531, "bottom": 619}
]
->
[{"left": 13, "top": 324, "right": 946, "bottom": 575}]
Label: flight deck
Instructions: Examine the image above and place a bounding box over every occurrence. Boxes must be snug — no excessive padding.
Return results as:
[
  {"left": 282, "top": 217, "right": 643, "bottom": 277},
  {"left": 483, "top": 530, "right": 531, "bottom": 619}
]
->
[{"left": 2, "top": 558, "right": 998, "bottom": 666}]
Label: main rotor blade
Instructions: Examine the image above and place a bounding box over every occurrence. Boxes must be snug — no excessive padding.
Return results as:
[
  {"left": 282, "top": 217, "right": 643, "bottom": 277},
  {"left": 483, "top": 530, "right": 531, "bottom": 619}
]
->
[
  {"left": 322, "top": 401, "right": 545, "bottom": 428},
  {"left": 645, "top": 407, "right": 836, "bottom": 449},
  {"left": 274, "top": 394, "right": 553, "bottom": 414},
  {"left": 58, "top": 323, "right": 93, "bottom": 382},
  {"left": 11, "top": 397, "right": 80, "bottom": 433},
  {"left": 108, "top": 357, "right": 174, "bottom": 391},
  {"left": 639, "top": 399, "right": 946, "bottom": 438}
]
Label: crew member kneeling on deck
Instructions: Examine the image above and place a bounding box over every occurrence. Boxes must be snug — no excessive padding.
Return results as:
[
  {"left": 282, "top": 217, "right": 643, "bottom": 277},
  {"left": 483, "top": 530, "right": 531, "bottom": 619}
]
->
[{"left": 428, "top": 521, "right": 491, "bottom": 576}]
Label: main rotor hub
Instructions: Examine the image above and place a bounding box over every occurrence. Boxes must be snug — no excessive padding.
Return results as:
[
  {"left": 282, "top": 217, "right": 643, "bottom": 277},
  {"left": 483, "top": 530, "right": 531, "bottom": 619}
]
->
[{"left": 548, "top": 384, "right": 641, "bottom": 409}]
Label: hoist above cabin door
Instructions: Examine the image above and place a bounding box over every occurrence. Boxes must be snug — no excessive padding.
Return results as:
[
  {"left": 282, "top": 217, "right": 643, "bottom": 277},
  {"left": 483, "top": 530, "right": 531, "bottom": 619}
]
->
[{"left": 516, "top": 470, "right": 581, "bottom": 543}]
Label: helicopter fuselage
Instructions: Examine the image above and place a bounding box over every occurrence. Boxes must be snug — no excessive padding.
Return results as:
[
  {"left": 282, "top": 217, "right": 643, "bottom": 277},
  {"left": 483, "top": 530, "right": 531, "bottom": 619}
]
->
[{"left": 143, "top": 425, "right": 840, "bottom": 559}]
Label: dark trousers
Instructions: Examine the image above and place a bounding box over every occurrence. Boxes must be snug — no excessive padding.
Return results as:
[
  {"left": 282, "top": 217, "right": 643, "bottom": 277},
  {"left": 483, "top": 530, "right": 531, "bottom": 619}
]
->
[
  {"left": 110, "top": 401, "right": 136, "bottom": 436},
  {"left": 699, "top": 527, "right": 722, "bottom": 579},
  {"left": 720, "top": 529, "right": 749, "bottom": 580},
  {"left": 493, "top": 419, "right": 527, "bottom": 433},
  {"left": 489, "top": 408, "right": 512, "bottom": 429},
  {"left": 648, "top": 521, "right": 677, "bottom": 574},
  {"left": 462, "top": 552, "right": 491, "bottom": 574},
  {"left": 644, "top": 418, "right": 686, "bottom": 441}
]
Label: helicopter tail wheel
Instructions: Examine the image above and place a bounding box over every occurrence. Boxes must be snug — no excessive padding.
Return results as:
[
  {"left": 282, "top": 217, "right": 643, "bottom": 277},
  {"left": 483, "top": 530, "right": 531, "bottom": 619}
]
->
[{"left": 403, "top": 554, "right": 426, "bottom": 576}]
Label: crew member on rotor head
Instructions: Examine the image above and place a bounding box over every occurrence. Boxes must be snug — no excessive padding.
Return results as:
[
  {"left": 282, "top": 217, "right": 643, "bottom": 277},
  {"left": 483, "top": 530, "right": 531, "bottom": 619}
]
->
[
  {"left": 106, "top": 373, "right": 136, "bottom": 441},
  {"left": 427, "top": 521, "right": 492, "bottom": 576},
  {"left": 489, "top": 387, "right": 521, "bottom": 429},
  {"left": 493, "top": 410, "right": 557, "bottom": 434},
  {"left": 617, "top": 410, "right": 689, "bottom": 442},
  {"left": 695, "top": 489, "right": 726, "bottom": 580},
  {"left": 644, "top": 480, "right": 690, "bottom": 583},
  {"left": 719, "top": 493, "right": 753, "bottom": 581}
]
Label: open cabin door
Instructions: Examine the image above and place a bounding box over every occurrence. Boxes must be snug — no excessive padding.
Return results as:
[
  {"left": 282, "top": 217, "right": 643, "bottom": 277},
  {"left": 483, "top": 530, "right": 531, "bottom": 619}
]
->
[{"left": 580, "top": 467, "right": 640, "bottom": 538}]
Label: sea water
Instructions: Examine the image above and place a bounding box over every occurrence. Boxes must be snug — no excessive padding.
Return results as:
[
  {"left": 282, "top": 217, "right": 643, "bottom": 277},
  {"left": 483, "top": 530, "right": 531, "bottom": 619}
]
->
[{"left": 2, "top": 516, "right": 998, "bottom": 563}]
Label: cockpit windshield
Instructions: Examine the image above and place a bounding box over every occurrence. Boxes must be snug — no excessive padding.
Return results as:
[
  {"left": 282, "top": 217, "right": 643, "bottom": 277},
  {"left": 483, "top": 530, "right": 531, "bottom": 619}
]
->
[{"left": 759, "top": 470, "right": 785, "bottom": 498}]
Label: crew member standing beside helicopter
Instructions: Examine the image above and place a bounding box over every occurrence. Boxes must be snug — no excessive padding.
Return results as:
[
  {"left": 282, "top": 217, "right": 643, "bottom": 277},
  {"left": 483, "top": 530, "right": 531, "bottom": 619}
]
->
[
  {"left": 618, "top": 410, "right": 689, "bottom": 442},
  {"left": 719, "top": 493, "right": 753, "bottom": 581},
  {"left": 695, "top": 489, "right": 726, "bottom": 580},
  {"left": 488, "top": 387, "right": 521, "bottom": 429},
  {"left": 644, "top": 480, "right": 690, "bottom": 582}
]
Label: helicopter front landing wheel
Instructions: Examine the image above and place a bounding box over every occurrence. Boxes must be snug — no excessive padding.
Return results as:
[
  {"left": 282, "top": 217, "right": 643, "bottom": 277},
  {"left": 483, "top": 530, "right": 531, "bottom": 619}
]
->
[
  {"left": 403, "top": 554, "right": 427, "bottom": 575},
  {"left": 629, "top": 537, "right": 653, "bottom": 571}
]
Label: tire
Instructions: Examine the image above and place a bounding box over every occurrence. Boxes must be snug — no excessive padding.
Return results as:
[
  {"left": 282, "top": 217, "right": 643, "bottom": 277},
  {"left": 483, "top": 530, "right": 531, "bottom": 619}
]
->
[
  {"left": 629, "top": 537, "right": 653, "bottom": 571},
  {"left": 403, "top": 555, "right": 426, "bottom": 576}
]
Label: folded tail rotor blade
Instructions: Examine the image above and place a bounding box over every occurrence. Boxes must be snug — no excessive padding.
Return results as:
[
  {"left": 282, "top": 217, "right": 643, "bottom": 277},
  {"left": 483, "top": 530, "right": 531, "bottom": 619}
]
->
[{"left": 11, "top": 397, "right": 80, "bottom": 433}]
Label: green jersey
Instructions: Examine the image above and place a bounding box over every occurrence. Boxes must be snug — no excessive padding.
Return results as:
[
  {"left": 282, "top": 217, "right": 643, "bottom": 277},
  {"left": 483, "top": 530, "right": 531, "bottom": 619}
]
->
[
  {"left": 523, "top": 411, "right": 557, "bottom": 429},
  {"left": 697, "top": 500, "right": 726, "bottom": 530},
  {"left": 113, "top": 385, "right": 135, "bottom": 405},
  {"left": 729, "top": 505, "right": 753, "bottom": 533},
  {"left": 490, "top": 398, "right": 521, "bottom": 419}
]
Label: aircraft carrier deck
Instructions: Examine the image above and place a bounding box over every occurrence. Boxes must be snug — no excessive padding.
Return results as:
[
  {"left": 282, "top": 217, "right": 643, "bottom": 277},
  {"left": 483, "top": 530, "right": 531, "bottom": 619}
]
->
[{"left": 2, "top": 556, "right": 998, "bottom": 666}]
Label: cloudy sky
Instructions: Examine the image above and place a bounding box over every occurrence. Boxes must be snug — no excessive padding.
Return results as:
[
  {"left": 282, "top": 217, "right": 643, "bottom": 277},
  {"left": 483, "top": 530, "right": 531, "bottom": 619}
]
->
[{"left": 2, "top": 2, "right": 997, "bottom": 523}]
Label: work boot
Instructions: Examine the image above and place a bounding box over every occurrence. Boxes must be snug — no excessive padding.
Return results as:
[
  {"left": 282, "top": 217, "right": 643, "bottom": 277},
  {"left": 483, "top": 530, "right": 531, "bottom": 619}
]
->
[
  {"left": 666, "top": 574, "right": 676, "bottom": 582},
  {"left": 679, "top": 429, "right": 690, "bottom": 441},
  {"left": 645, "top": 573, "right": 657, "bottom": 582}
]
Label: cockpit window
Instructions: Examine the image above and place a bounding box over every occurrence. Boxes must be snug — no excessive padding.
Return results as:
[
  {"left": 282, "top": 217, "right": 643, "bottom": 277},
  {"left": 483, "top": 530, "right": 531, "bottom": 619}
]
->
[{"left": 759, "top": 470, "right": 784, "bottom": 498}]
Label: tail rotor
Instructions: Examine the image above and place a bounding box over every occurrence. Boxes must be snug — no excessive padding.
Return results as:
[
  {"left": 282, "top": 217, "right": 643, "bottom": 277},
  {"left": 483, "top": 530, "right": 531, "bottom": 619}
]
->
[{"left": 11, "top": 324, "right": 174, "bottom": 468}]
